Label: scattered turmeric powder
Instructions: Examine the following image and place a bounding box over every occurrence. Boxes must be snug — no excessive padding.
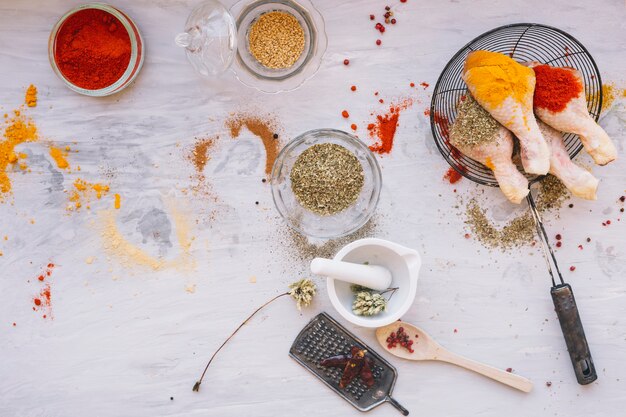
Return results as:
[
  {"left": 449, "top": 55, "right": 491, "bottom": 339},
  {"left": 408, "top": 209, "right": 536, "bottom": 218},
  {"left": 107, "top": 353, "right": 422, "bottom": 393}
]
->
[
  {"left": 49, "top": 146, "right": 70, "bottom": 169},
  {"left": 25, "top": 84, "right": 38, "bottom": 107},
  {"left": 68, "top": 178, "right": 110, "bottom": 211},
  {"left": 114, "top": 193, "right": 121, "bottom": 209},
  {"left": 0, "top": 110, "right": 38, "bottom": 196}
]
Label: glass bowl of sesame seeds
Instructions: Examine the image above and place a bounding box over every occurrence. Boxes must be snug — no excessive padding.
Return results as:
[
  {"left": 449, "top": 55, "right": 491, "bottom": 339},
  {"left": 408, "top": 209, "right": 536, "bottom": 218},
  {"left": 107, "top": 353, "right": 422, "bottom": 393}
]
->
[
  {"left": 176, "top": 0, "right": 327, "bottom": 93},
  {"left": 230, "top": 0, "right": 327, "bottom": 93},
  {"left": 271, "top": 129, "right": 382, "bottom": 239}
]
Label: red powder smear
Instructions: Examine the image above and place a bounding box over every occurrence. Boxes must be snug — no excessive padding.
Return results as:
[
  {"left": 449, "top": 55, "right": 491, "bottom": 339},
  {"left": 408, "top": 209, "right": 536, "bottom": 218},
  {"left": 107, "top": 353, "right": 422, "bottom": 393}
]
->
[
  {"left": 444, "top": 167, "right": 462, "bottom": 184},
  {"left": 434, "top": 111, "right": 465, "bottom": 183},
  {"left": 420, "top": 82, "right": 430, "bottom": 89},
  {"left": 368, "top": 99, "right": 413, "bottom": 155},
  {"left": 433, "top": 111, "right": 450, "bottom": 140},
  {"left": 32, "top": 283, "right": 52, "bottom": 319},
  {"left": 423, "top": 109, "right": 430, "bottom": 117},
  {"left": 31, "top": 262, "right": 55, "bottom": 319}
]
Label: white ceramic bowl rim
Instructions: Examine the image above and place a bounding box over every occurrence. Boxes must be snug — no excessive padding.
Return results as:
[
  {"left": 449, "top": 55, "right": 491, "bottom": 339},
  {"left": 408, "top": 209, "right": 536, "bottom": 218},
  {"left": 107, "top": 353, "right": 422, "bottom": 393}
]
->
[{"left": 326, "top": 238, "right": 421, "bottom": 328}]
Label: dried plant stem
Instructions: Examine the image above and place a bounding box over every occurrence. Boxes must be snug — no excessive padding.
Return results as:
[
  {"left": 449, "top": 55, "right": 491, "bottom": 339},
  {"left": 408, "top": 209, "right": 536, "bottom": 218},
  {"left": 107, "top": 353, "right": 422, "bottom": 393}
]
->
[
  {"left": 193, "top": 292, "right": 289, "bottom": 392},
  {"left": 381, "top": 287, "right": 399, "bottom": 302}
]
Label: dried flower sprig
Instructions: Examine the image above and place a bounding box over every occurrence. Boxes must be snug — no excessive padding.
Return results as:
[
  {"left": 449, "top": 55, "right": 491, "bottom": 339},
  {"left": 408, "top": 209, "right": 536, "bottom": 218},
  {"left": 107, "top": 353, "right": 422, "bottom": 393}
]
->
[
  {"left": 351, "top": 286, "right": 398, "bottom": 317},
  {"left": 193, "top": 278, "right": 317, "bottom": 392},
  {"left": 289, "top": 278, "right": 317, "bottom": 310}
]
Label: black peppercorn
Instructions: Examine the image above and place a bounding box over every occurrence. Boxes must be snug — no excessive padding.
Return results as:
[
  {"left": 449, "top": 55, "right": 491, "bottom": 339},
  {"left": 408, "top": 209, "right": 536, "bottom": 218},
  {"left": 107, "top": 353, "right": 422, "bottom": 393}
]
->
[{"left": 273, "top": 133, "right": 278, "bottom": 139}]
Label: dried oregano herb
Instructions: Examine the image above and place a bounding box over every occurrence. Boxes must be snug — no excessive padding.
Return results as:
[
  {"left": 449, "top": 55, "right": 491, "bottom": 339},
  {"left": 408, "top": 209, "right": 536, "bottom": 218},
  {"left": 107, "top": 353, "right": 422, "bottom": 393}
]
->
[
  {"left": 465, "top": 175, "right": 570, "bottom": 250},
  {"left": 290, "top": 143, "right": 364, "bottom": 216},
  {"left": 450, "top": 94, "right": 499, "bottom": 148}
]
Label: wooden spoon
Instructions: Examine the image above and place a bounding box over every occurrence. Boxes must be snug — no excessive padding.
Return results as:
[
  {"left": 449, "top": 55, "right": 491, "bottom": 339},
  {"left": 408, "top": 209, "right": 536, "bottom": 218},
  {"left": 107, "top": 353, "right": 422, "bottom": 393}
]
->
[{"left": 376, "top": 321, "right": 533, "bottom": 392}]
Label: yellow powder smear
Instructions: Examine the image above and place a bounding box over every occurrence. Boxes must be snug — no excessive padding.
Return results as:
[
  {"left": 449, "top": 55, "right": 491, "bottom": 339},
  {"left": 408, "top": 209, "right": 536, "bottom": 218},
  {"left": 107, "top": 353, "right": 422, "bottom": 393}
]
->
[
  {"left": 463, "top": 50, "right": 534, "bottom": 109},
  {"left": 0, "top": 112, "right": 38, "bottom": 196},
  {"left": 68, "top": 178, "right": 110, "bottom": 211},
  {"left": 99, "top": 201, "right": 196, "bottom": 273},
  {"left": 114, "top": 193, "right": 121, "bottom": 209},
  {"left": 100, "top": 209, "right": 166, "bottom": 270},
  {"left": 49, "top": 146, "right": 70, "bottom": 169},
  {"left": 25, "top": 85, "right": 37, "bottom": 107}
]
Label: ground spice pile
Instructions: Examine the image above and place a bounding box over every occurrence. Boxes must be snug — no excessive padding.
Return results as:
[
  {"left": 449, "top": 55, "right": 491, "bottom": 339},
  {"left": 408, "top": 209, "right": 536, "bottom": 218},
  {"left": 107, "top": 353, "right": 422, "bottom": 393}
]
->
[
  {"left": 226, "top": 114, "right": 281, "bottom": 176},
  {"left": 532, "top": 64, "right": 583, "bottom": 113},
  {"left": 25, "top": 84, "right": 37, "bottom": 107},
  {"left": 450, "top": 94, "right": 499, "bottom": 148},
  {"left": 290, "top": 143, "right": 364, "bottom": 216},
  {"left": 368, "top": 99, "right": 413, "bottom": 155},
  {"left": 248, "top": 11, "right": 305, "bottom": 69},
  {"left": 186, "top": 136, "right": 218, "bottom": 198},
  {"left": 49, "top": 146, "right": 71, "bottom": 170},
  {"left": 1, "top": 108, "right": 38, "bottom": 197},
  {"left": 54, "top": 8, "right": 131, "bottom": 90},
  {"left": 465, "top": 175, "right": 569, "bottom": 250},
  {"left": 189, "top": 137, "right": 216, "bottom": 173},
  {"left": 68, "top": 178, "right": 110, "bottom": 211}
]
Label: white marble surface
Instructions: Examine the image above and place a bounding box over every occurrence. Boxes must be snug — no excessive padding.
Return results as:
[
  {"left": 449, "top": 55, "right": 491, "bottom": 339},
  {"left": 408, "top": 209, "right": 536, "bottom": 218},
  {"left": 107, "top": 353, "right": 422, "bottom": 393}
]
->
[{"left": 1, "top": 0, "right": 625, "bottom": 416}]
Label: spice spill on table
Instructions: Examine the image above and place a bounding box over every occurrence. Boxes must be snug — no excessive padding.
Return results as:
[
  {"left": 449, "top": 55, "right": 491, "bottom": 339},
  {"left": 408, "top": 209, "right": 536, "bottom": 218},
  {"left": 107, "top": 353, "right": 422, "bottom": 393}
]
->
[
  {"left": 1, "top": 89, "right": 39, "bottom": 198},
  {"left": 368, "top": 99, "right": 413, "bottom": 155},
  {"left": 226, "top": 112, "right": 282, "bottom": 177},
  {"left": 31, "top": 262, "right": 56, "bottom": 320},
  {"left": 464, "top": 175, "right": 570, "bottom": 250}
]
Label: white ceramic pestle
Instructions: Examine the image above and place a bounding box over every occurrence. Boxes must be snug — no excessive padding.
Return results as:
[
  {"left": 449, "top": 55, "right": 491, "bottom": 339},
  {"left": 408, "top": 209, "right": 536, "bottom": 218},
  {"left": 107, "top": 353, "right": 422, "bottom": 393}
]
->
[{"left": 310, "top": 258, "right": 392, "bottom": 291}]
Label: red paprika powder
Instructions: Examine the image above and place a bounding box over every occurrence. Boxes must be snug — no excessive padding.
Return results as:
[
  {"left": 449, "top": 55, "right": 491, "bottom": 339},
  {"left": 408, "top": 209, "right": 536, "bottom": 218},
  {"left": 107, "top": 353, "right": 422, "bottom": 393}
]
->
[
  {"left": 533, "top": 64, "right": 583, "bottom": 113},
  {"left": 54, "top": 8, "right": 131, "bottom": 90}
]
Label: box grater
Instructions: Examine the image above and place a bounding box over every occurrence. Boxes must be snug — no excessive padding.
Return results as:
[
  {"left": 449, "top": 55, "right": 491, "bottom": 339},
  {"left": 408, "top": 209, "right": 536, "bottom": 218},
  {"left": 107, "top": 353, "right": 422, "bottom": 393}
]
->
[{"left": 289, "top": 312, "right": 409, "bottom": 415}]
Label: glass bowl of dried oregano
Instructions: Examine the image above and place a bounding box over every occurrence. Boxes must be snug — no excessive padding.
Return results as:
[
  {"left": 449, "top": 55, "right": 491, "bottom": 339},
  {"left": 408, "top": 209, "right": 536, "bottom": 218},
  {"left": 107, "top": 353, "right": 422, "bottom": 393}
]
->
[{"left": 271, "top": 129, "right": 382, "bottom": 239}]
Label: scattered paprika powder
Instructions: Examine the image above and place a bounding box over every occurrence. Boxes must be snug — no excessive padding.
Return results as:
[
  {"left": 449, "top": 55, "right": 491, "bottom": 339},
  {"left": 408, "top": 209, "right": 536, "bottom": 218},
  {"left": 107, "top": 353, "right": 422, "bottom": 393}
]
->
[
  {"left": 54, "top": 8, "right": 131, "bottom": 90},
  {"left": 368, "top": 99, "right": 413, "bottom": 155}
]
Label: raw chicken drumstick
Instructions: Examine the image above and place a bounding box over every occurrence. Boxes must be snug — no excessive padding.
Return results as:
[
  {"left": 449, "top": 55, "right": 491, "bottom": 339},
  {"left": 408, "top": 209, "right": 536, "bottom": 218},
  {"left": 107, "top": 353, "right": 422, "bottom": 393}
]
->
[
  {"left": 462, "top": 51, "right": 550, "bottom": 175},
  {"left": 538, "top": 121, "right": 599, "bottom": 200},
  {"left": 530, "top": 63, "right": 617, "bottom": 165},
  {"left": 450, "top": 95, "right": 529, "bottom": 204}
]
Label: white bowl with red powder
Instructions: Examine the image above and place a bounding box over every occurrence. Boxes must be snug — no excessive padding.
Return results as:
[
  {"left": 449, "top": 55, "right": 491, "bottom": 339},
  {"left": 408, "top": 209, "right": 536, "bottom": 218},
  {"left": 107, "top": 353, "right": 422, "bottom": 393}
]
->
[{"left": 48, "top": 3, "right": 144, "bottom": 96}]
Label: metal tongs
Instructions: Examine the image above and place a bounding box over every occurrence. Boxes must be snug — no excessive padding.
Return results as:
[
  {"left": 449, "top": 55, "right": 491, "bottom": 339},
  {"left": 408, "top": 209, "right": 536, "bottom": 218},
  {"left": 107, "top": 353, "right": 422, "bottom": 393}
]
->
[{"left": 527, "top": 192, "right": 597, "bottom": 385}]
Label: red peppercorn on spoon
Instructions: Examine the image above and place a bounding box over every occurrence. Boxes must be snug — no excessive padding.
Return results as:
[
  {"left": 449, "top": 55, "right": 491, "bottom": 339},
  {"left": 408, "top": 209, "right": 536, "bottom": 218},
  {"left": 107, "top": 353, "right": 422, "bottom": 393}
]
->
[{"left": 376, "top": 321, "right": 533, "bottom": 393}]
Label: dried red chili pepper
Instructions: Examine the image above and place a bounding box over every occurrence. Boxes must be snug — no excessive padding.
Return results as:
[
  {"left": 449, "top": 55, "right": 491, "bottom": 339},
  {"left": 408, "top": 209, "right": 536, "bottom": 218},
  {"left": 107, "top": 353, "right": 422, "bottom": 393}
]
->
[{"left": 320, "top": 346, "right": 375, "bottom": 388}]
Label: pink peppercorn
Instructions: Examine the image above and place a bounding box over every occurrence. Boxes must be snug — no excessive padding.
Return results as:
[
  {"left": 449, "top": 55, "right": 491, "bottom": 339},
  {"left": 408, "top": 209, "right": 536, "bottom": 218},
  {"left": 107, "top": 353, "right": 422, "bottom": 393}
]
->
[
  {"left": 570, "top": 266, "right": 576, "bottom": 271},
  {"left": 343, "top": 59, "right": 349, "bottom": 65},
  {"left": 376, "top": 39, "right": 381, "bottom": 45}
]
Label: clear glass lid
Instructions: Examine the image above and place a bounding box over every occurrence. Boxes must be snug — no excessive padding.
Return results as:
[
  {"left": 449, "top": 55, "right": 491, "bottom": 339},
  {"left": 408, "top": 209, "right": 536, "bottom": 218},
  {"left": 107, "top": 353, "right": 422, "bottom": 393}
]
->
[
  {"left": 176, "top": 0, "right": 327, "bottom": 93},
  {"left": 175, "top": 0, "right": 237, "bottom": 76}
]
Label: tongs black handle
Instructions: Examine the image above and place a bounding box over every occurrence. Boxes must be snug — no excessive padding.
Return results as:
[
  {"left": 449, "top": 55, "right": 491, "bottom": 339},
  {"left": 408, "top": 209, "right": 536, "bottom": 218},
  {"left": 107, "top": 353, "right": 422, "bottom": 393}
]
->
[{"left": 551, "top": 284, "right": 597, "bottom": 385}]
